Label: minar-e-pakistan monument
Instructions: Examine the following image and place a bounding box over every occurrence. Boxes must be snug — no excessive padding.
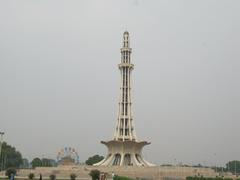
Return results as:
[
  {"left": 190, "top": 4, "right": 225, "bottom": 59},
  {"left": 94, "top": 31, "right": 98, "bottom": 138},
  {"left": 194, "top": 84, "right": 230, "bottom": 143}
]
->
[{"left": 94, "top": 32, "right": 154, "bottom": 166}]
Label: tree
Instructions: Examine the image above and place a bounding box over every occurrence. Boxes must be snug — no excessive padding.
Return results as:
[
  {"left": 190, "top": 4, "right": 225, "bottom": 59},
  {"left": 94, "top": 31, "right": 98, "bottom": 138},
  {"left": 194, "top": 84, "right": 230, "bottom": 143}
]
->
[
  {"left": 49, "top": 174, "right": 56, "bottom": 180},
  {"left": 31, "top": 157, "right": 56, "bottom": 168},
  {"left": 28, "top": 173, "right": 35, "bottom": 179},
  {"left": 226, "top": 161, "right": 240, "bottom": 174},
  {"left": 42, "top": 158, "right": 55, "bottom": 167},
  {"left": 5, "top": 168, "right": 17, "bottom": 179},
  {"left": 70, "top": 173, "right": 77, "bottom": 180},
  {"left": 0, "top": 142, "right": 23, "bottom": 169},
  {"left": 85, "top": 155, "right": 104, "bottom": 165},
  {"left": 31, "top": 158, "right": 42, "bottom": 168},
  {"left": 21, "top": 158, "right": 30, "bottom": 168},
  {"left": 89, "top": 169, "right": 100, "bottom": 180}
]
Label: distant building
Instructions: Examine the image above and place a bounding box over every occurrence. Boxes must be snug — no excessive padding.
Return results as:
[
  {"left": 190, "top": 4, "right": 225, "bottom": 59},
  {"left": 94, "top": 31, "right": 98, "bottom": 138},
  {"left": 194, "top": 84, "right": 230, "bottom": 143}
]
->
[{"left": 57, "top": 147, "right": 79, "bottom": 166}]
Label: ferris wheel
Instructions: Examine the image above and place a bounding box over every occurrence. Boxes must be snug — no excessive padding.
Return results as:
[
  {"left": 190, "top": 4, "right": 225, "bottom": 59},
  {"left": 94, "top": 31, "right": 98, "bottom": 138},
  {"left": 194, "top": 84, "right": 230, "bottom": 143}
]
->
[{"left": 57, "top": 147, "right": 80, "bottom": 165}]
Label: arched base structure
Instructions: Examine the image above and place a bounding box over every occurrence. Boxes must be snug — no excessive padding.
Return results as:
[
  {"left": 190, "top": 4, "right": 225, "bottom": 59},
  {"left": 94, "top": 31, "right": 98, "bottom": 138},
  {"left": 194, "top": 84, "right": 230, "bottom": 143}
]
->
[{"left": 93, "top": 140, "right": 155, "bottom": 166}]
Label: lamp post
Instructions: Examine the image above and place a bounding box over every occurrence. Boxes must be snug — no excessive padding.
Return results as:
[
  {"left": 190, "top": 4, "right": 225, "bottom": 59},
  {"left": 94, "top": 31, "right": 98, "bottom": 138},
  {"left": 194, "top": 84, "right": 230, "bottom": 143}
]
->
[
  {"left": 0, "top": 132, "right": 4, "bottom": 158},
  {"left": 0, "top": 132, "right": 5, "bottom": 173},
  {"left": 174, "top": 158, "right": 177, "bottom": 177},
  {"left": 235, "top": 161, "right": 236, "bottom": 176},
  {"left": 214, "top": 153, "right": 217, "bottom": 174}
]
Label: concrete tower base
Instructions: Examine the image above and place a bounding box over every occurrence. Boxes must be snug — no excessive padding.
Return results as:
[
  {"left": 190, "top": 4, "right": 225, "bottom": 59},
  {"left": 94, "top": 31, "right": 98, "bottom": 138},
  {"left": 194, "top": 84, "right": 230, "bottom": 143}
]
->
[{"left": 94, "top": 140, "right": 154, "bottom": 166}]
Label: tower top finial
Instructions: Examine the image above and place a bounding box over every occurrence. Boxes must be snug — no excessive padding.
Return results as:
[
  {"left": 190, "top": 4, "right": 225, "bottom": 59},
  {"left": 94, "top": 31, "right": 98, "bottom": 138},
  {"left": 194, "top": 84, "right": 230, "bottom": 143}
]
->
[{"left": 123, "top": 31, "right": 130, "bottom": 48}]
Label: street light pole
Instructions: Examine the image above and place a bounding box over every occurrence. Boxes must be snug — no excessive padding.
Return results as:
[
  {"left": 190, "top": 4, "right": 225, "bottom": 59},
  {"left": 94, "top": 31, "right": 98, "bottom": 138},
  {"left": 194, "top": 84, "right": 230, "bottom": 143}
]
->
[
  {"left": 0, "top": 132, "right": 5, "bottom": 173},
  {"left": 235, "top": 161, "right": 236, "bottom": 176},
  {"left": 214, "top": 153, "right": 217, "bottom": 174},
  {"left": 0, "top": 132, "right": 5, "bottom": 159}
]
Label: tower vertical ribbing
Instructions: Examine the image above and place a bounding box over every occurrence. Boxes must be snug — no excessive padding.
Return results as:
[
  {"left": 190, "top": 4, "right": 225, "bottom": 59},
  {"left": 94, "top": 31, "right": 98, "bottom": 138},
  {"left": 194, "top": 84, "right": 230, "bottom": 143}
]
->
[{"left": 114, "top": 31, "right": 136, "bottom": 141}]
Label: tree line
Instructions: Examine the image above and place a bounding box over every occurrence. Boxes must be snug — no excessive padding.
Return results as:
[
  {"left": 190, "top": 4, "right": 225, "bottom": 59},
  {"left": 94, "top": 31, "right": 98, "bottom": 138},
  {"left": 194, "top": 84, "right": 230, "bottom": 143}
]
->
[
  {"left": 0, "top": 142, "right": 56, "bottom": 169},
  {"left": 0, "top": 141, "right": 104, "bottom": 169},
  {"left": 186, "top": 177, "right": 240, "bottom": 180},
  {"left": 1, "top": 141, "right": 240, "bottom": 175}
]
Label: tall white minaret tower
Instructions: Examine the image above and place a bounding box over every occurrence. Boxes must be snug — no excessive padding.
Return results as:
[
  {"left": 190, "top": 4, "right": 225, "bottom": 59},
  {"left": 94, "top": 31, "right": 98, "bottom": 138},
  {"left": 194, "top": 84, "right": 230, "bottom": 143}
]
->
[
  {"left": 94, "top": 32, "right": 154, "bottom": 166},
  {"left": 114, "top": 31, "right": 136, "bottom": 141}
]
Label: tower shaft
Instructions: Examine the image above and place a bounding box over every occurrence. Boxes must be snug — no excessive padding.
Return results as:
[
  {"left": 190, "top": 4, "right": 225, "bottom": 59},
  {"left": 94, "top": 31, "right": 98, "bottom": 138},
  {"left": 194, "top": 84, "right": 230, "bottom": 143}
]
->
[{"left": 114, "top": 32, "right": 136, "bottom": 141}]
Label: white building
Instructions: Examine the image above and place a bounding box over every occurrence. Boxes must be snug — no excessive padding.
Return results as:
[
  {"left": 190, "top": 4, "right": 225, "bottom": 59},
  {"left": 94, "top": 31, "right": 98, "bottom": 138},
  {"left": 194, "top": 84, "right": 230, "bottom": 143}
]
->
[{"left": 94, "top": 32, "right": 154, "bottom": 166}]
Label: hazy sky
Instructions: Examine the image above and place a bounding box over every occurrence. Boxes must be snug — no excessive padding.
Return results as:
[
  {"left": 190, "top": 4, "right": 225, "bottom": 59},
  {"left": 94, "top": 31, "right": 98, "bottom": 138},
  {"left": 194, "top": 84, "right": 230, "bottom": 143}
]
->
[{"left": 0, "top": 0, "right": 240, "bottom": 166}]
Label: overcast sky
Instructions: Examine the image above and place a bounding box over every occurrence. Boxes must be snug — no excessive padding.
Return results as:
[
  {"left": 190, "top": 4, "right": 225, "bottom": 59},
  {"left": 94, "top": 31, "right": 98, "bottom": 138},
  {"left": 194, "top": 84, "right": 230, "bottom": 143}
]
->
[{"left": 0, "top": 0, "right": 240, "bottom": 166}]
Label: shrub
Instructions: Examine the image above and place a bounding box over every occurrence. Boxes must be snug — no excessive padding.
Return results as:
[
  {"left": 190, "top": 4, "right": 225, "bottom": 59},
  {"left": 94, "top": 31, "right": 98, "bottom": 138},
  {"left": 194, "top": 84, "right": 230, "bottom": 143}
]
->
[
  {"left": 5, "top": 168, "right": 17, "bottom": 179},
  {"left": 113, "top": 176, "right": 135, "bottom": 180},
  {"left": 49, "top": 174, "right": 56, "bottom": 180},
  {"left": 187, "top": 177, "right": 194, "bottom": 180},
  {"left": 70, "top": 173, "right": 77, "bottom": 180},
  {"left": 89, "top": 169, "right": 100, "bottom": 180},
  {"left": 28, "top": 173, "right": 35, "bottom": 179},
  {"left": 185, "top": 177, "right": 234, "bottom": 180},
  {"left": 85, "top": 155, "right": 104, "bottom": 165}
]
